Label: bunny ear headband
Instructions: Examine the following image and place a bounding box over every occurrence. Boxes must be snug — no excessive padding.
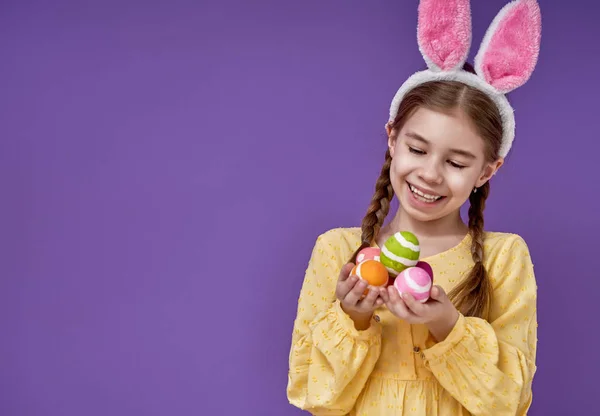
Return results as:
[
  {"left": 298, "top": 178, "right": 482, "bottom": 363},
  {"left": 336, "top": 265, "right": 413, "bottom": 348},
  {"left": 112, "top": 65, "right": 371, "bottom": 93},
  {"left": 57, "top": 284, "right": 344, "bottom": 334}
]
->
[{"left": 388, "top": 0, "right": 542, "bottom": 158}]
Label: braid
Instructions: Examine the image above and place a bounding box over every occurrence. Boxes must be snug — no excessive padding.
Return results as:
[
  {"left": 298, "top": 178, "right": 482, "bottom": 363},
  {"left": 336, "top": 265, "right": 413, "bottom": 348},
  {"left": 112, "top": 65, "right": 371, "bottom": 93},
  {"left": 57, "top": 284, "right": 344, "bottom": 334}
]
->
[
  {"left": 448, "top": 181, "right": 492, "bottom": 319},
  {"left": 349, "top": 149, "right": 394, "bottom": 263},
  {"left": 468, "top": 181, "right": 488, "bottom": 265}
]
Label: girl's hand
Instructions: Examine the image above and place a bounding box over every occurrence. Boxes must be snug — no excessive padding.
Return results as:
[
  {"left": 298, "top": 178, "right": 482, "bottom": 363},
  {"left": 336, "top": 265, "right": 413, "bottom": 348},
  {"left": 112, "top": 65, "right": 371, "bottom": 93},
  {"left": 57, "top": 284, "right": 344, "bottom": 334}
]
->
[
  {"left": 385, "top": 284, "right": 459, "bottom": 342},
  {"left": 336, "top": 263, "right": 388, "bottom": 330}
]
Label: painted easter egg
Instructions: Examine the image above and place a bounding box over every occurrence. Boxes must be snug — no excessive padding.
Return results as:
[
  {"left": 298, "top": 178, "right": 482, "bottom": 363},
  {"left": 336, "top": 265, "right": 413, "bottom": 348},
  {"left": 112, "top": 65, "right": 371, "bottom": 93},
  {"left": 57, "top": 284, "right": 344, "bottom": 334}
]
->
[
  {"left": 380, "top": 231, "right": 420, "bottom": 276},
  {"left": 356, "top": 247, "right": 381, "bottom": 264},
  {"left": 351, "top": 259, "right": 389, "bottom": 295},
  {"left": 393, "top": 266, "right": 433, "bottom": 303}
]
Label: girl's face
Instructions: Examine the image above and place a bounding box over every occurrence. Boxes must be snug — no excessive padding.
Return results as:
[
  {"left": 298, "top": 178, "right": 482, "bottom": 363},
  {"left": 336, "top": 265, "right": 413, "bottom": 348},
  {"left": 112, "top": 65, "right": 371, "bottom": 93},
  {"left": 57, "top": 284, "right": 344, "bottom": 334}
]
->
[{"left": 387, "top": 107, "right": 503, "bottom": 224}]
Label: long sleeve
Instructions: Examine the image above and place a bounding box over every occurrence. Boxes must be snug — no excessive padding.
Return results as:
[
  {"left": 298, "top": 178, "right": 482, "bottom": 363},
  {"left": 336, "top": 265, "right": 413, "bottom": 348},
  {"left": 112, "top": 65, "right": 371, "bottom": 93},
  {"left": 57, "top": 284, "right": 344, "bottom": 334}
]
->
[
  {"left": 287, "top": 230, "right": 383, "bottom": 415},
  {"left": 422, "top": 235, "right": 538, "bottom": 416}
]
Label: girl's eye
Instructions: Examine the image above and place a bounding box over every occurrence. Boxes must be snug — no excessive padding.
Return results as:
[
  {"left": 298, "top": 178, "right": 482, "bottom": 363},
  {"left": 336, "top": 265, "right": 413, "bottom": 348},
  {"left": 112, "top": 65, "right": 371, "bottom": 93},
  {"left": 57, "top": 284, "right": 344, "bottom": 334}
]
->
[
  {"left": 408, "top": 147, "right": 425, "bottom": 155},
  {"left": 408, "top": 146, "right": 467, "bottom": 169},
  {"left": 449, "top": 161, "right": 466, "bottom": 169}
]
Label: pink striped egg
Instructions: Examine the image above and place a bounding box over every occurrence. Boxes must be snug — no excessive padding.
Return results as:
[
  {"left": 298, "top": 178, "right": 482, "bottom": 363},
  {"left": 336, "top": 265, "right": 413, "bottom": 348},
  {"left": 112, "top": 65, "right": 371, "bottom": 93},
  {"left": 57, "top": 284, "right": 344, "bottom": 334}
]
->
[
  {"left": 393, "top": 266, "right": 432, "bottom": 303},
  {"left": 415, "top": 261, "right": 433, "bottom": 280},
  {"left": 356, "top": 247, "right": 381, "bottom": 264}
]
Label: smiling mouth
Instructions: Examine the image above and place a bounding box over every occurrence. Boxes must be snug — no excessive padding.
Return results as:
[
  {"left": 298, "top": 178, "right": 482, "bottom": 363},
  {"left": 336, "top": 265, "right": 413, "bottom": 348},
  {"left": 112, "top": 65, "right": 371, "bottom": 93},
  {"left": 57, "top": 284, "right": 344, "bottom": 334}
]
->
[{"left": 407, "top": 182, "right": 446, "bottom": 203}]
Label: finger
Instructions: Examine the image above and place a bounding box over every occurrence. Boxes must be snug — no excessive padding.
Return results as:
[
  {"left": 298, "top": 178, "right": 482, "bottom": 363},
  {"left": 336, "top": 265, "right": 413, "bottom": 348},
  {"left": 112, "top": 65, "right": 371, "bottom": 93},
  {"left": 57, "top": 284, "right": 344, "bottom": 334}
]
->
[
  {"left": 387, "top": 285, "right": 402, "bottom": 304},
  {"left": 375, "top": 297, "right": 384, "bottom": 307},
  {"left": 386, "top": 286, "right": 413, "bottom": 318},
  {"left": 379, "top": 286, "right": 390, "bottom": 303},
  {"left": 344, "top": 279, "right": 368, "bottom": 306},
  {"left": 336, "top": 275, "right": 358, "bottom": 299},
  {"left": 338, "top": 263, "right": 355, "bottom": 282},
  {"left": 403, "top": 292, "right": 425, "bottom": 315},
  {"left": 359, "top": 286, "right": 380, "bottom": 309}
]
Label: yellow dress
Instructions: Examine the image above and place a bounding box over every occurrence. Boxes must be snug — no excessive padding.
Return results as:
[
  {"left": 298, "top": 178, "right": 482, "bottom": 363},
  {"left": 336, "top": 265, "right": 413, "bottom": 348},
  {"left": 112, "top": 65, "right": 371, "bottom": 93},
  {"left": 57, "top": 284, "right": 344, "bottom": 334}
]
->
[{"left": 287, "top": 228, "right": 537, "bottom": 416}]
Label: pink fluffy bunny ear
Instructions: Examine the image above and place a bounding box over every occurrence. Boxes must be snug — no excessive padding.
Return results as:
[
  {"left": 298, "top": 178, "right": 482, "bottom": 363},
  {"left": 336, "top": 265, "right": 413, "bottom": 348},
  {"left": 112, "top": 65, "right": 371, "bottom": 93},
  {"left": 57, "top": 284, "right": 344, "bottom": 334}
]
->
[
  {"left": 475, "top": 0, "right": 542, "bottom": 93},
  {"left": 417, "top": 0, "right": 472, "bottom": 71}
]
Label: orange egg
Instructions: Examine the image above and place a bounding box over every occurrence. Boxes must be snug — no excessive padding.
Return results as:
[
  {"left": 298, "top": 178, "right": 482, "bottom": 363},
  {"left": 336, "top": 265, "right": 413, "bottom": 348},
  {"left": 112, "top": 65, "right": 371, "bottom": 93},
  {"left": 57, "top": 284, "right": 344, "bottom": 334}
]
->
[{"left": 351, "top": 259, "right": 389, "bottom": 295}]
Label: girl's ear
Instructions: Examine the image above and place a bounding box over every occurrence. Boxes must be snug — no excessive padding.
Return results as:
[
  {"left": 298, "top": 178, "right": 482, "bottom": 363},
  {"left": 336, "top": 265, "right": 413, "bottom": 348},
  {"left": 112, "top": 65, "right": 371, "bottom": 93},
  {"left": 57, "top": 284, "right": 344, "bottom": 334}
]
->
[
  {"left": 386, "top": 123, "right": 396, "bottom": 157},
  {"left": 385, "top": 122, "right": 392, "bottom": 137},
  {"left": 476, "top": 158, "right": 504, "bottom": 187},
  {"left": 388, "top": 136, "right": 396, "bottom": 158}
]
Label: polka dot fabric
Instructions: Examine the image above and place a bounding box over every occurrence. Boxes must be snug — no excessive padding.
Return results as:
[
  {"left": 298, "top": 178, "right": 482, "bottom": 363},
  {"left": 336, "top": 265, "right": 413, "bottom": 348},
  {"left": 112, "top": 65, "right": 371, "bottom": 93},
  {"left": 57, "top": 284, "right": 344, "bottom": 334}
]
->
[{"left": 287, "top": 228, "right": 538, "bottom": 415}]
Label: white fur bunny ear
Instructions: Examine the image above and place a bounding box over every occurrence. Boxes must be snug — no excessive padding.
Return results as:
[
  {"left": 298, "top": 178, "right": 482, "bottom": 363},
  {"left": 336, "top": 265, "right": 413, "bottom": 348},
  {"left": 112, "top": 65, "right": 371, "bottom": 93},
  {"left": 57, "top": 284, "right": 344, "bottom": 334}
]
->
[
  {"left": 417, "top": 0, "right": 472, "bottom": 71},
  {"left": 475, "top": 0, "right": 542, "bottom": 93}
]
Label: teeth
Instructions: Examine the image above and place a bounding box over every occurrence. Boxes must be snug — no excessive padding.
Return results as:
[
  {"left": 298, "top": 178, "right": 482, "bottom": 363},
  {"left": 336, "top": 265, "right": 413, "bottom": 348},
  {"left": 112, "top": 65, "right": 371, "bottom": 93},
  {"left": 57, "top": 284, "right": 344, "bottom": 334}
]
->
[{"left": 409, "top": 184, "right": 441, "bottom": 201}]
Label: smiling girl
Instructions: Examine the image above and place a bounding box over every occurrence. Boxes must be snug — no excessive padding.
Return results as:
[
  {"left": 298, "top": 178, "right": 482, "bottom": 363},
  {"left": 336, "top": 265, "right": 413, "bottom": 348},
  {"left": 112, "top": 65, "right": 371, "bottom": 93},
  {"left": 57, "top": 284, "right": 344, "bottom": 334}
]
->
[{"left": 287, "top": 1, "right": 542, "bottom": 415}]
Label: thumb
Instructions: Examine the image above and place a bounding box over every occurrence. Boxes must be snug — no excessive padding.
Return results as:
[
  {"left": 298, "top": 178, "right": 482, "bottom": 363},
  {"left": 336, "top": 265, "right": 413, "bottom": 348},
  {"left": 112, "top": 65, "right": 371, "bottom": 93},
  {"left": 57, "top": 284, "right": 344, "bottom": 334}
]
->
[{"left": 429, "top": 285, "right": 446, "bottom": 301}]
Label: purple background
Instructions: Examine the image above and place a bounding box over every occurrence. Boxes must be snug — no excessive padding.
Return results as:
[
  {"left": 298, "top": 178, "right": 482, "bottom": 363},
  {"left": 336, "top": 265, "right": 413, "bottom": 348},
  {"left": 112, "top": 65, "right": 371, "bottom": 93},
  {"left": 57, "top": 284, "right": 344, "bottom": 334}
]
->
[{"left": 2, "top": 0, "right": 598, "bottom": 415}]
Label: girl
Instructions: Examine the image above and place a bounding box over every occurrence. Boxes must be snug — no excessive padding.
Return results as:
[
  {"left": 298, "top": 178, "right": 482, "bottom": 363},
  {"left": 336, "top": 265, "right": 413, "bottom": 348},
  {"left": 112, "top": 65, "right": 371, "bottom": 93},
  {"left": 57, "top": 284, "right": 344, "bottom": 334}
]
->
[{"left": 286, "top": 0, "right": 542, "bottom": 415}]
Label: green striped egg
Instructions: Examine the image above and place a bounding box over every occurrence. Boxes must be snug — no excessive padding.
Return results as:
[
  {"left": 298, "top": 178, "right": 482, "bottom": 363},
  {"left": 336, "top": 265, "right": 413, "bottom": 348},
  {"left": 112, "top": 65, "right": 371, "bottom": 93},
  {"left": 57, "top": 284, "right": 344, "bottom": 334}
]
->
[{"left": 380, "top": 231, "right": 420, "bottom": 276}]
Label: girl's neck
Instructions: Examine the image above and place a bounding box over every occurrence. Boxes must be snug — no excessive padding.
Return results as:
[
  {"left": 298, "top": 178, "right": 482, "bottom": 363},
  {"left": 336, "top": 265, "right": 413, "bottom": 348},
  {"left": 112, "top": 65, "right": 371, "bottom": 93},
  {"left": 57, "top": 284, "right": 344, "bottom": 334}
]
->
[{"left": 378, "top": 206, "right": 468, "bottom": 250}]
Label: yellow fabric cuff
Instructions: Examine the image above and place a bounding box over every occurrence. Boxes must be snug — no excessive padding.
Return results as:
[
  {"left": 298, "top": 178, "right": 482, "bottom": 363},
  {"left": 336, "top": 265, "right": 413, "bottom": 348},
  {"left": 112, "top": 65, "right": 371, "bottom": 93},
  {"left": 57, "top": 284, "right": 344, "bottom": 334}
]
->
[
  {"left": 422, "top": 313, "right": 467, "bottom": 362},
  {"left": 331, "top": 300, "right": 382, "bottom": 342}
]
